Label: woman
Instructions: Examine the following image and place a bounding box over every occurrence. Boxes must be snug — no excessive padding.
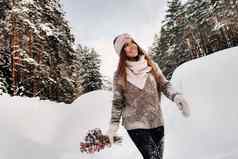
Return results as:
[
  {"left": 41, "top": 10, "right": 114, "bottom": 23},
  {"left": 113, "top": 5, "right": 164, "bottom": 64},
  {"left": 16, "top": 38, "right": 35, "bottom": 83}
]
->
[{"left": 106, "top": 33, "right": 190, "bottom": 159}]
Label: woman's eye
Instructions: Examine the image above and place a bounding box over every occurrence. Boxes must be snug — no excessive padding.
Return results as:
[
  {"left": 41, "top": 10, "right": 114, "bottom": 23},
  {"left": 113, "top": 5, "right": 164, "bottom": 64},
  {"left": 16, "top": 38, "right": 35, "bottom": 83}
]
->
[{"left": 125, "top": 41, "right": 135, "bottom": 48}]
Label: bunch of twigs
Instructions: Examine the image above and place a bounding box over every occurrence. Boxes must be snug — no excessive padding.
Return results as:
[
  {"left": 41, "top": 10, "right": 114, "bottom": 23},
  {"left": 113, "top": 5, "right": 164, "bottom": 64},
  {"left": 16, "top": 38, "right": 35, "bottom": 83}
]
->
[{"left": 80, "top": 128, "right": 122, "bottom": 154}]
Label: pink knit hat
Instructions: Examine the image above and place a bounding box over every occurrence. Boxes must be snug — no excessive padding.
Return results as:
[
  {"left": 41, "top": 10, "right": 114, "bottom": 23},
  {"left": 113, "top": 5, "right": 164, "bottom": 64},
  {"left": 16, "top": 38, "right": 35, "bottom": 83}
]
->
[{"left": 113, "top": 33, "right": 134, "bottom": 56}]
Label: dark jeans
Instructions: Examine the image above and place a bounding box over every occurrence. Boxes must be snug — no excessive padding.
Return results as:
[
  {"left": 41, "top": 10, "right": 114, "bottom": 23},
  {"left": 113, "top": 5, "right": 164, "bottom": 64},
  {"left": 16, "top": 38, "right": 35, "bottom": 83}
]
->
[{"left": 126, "top": 126, "right": 164, "bottom": 159}]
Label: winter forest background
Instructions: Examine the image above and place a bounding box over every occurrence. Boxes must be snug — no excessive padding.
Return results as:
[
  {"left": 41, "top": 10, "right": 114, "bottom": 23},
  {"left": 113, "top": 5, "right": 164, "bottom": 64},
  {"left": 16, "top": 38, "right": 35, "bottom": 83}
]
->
[{"left": 0, "top": 0, "right": 238, "bottom": 104}]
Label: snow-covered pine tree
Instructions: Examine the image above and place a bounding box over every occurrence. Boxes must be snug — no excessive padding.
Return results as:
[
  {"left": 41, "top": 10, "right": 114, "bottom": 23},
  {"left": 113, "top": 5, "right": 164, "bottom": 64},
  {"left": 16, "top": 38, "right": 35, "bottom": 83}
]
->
[
  {"left": 151, "top": 0, "right": 238, "bottom": 79},
  {"left": 150, "top": 33, "right": 160, "bottom": 59},
  {"left": 0, "top": 71, "right": 8, "bottom": 95},
  {"left": 164, "top": 0, "right": 183, "bottom": 47},
  {"left": 183, "top": 0, "right": 211, "bottom": 57},
  {"left": 101, "top": 75, "right": 112, "bottom": 91},
  {"left": 151, "top": 28, "right": 172, "bottom": 78},
  {"left": 0, "top": 0, "right": 82, "bottom": 103},
  {"left": 0, "top": 0, "right": 11, "bottom": 94},
  {"left": 76, "top": 44, "right": 103, "bottom": 94},
  {"left": 152, "top": 0, "right": 187, "bottom": 79},
  {"left": 209, "top": 0, "right": 238, "bottom": 48}
]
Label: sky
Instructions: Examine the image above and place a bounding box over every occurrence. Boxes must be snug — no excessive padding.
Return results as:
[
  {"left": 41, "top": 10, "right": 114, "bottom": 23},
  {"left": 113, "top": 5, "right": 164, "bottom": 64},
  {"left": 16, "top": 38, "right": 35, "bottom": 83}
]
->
[{"left": 60, "top": 0, "right": 169, "bottom": 79}]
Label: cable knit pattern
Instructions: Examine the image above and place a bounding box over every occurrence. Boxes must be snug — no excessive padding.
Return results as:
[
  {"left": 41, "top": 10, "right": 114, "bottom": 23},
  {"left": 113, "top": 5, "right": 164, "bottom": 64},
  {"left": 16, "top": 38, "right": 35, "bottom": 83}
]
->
[{"left": 109, "top": 62, "right": 181, "bottom": 130}]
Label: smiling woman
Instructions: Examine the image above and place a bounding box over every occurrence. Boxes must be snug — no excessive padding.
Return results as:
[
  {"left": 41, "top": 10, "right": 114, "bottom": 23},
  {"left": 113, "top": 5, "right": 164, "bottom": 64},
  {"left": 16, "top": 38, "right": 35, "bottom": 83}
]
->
[
  {"left": 123, "top": 39, "right": 140, "bottom": 60},
  {"left": 105, "top": 33, "right": 190, "bottom": 159}
]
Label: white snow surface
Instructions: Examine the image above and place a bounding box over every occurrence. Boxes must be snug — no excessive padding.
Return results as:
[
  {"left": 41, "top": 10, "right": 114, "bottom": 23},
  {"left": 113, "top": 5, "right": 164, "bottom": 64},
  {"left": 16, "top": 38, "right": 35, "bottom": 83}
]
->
[{"left": 0, "top": 46, "right": 238, "bottom": 159}]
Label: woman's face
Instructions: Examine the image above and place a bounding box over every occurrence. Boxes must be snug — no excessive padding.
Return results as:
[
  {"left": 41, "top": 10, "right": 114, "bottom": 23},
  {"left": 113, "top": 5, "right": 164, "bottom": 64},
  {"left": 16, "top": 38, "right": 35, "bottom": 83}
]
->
[{"left": 123, "top": 39, "right": 138, "bottom": 58}]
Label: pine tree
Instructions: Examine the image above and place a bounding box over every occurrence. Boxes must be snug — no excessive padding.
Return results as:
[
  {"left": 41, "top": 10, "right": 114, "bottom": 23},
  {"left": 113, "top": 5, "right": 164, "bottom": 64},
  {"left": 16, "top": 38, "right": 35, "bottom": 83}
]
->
[
  {"left": 152, "top": 0, "right": 185, "bottom": 79},
  {"left": 151, "top": 0, "right": 238, "bottom": 79},
  {"left": 0, "top": 0, "right": 82, "bottom": 103},
  {"left": 183, "top": 0, "right": 211, "bottom": 57},
  {"left": 209, "top": 0, "right": 238, "bottom": 48},
  {"left": 77, "top": 45, "right": 103, "bottom": 94},
  {"left": 0, "top": 71, "right": 8, "bottom": 95},
  {"left": 0, "top": 0, "right": 11, "bottom": 94},
  {"left": 101, "top": 75, "right": 112, "bottom": 91},
  {"left": 164, "top": 0, "right": 183, "bottom": 48}
]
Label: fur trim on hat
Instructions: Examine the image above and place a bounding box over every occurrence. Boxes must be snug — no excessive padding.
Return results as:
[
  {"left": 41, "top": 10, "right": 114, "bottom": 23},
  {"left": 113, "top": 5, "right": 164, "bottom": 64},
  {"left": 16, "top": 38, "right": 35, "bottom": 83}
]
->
[{"left": 113, "top": 33, "right": 134, "bottom": 55}]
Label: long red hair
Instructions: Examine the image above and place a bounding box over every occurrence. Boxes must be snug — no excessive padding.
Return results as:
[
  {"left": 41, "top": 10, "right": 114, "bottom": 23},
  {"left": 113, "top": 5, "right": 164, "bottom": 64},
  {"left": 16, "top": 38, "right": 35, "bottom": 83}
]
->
[{"left": 113, "top": 38, "right": 162, "bottom": 94}]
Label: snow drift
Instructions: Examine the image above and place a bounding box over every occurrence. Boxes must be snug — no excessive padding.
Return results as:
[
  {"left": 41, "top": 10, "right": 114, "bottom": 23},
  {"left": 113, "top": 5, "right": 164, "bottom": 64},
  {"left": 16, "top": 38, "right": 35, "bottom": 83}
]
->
[{"left": 0, "top": 46, "right": 238, "bottom": 159}]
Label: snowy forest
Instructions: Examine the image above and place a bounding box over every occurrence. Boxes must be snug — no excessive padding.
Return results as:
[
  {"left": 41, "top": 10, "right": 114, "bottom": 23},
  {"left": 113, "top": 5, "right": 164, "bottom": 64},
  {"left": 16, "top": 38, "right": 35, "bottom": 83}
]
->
[
  {"left": 0, "top": 0, "right": 238, "bottom": 103},
  {"left": 151, "top": 0, "right": 238, "bottom": 79},
  {"left": 0, "top": 0, "right": 104, "bottom": 103}
]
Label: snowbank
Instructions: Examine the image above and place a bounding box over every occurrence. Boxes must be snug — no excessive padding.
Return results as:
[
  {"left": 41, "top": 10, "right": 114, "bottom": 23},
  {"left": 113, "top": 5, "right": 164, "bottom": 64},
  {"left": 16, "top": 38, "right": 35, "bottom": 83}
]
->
[{"left": 0, "top": 46, "right": 238, "bottom": 159}]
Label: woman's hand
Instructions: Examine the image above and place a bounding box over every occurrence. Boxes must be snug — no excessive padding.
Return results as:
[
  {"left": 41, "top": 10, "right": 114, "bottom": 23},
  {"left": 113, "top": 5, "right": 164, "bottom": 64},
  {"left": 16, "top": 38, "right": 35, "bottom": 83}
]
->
[
  {"left": 174, "top": 94, "right": 191, "bottom": 117},
  {"left": 105, "top": 123, "right": 119, "bottom": 146}
]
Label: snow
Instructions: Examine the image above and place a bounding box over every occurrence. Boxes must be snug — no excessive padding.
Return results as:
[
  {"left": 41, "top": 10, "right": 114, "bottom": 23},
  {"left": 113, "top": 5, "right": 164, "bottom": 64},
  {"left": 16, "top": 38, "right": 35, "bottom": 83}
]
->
[
  {"left": 163, "top": 46, "right": 238, "bottom": 159},
  {"left": 167, "top": 44, "right": 176, "bottom": 55},
  {"left": 0, "top": 46, "right": 238, "bottom": 159},
  {"left": 21, "top": 0, "right": 34, "bottom": 5},
  {"left": 22, "top": 18, "right": 39, "bottom": 33},
  {"left": 0, "top": 89, "right": 3, "bottom": 95},
  {"left": 21, "top": 56, "right": 39, "bottom": 66},
  {"left": 213, "top": 22, "right": 226, "bottom": 31},
  {"left": 39, "top": 23, "right": 54, "bottom": 36}
]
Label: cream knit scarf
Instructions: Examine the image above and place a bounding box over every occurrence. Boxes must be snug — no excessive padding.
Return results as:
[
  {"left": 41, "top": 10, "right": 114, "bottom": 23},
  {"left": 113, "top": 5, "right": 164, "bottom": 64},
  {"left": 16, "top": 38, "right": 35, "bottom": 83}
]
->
[{"left": 125, "top": 54, "right": 152, "bottom": 89}]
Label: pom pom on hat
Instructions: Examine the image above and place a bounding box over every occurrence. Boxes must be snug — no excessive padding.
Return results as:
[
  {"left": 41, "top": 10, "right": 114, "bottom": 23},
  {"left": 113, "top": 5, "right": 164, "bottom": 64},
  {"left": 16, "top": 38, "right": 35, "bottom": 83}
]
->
[{"left": 113, "top": 33, "right": 135, "bottom": 56}]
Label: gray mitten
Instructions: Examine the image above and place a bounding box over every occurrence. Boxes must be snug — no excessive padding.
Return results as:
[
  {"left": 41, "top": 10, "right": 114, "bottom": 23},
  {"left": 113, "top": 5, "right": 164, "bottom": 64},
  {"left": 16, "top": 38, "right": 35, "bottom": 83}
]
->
[{"left": 174, "top": 94, "right": 191, "bottom": 117}]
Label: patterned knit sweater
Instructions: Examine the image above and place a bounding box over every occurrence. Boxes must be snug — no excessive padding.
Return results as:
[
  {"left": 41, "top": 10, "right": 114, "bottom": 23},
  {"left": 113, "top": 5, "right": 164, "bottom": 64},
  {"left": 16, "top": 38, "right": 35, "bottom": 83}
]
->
[{"left": 109, "top": 62, "right": 180, "bottom": 130}]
